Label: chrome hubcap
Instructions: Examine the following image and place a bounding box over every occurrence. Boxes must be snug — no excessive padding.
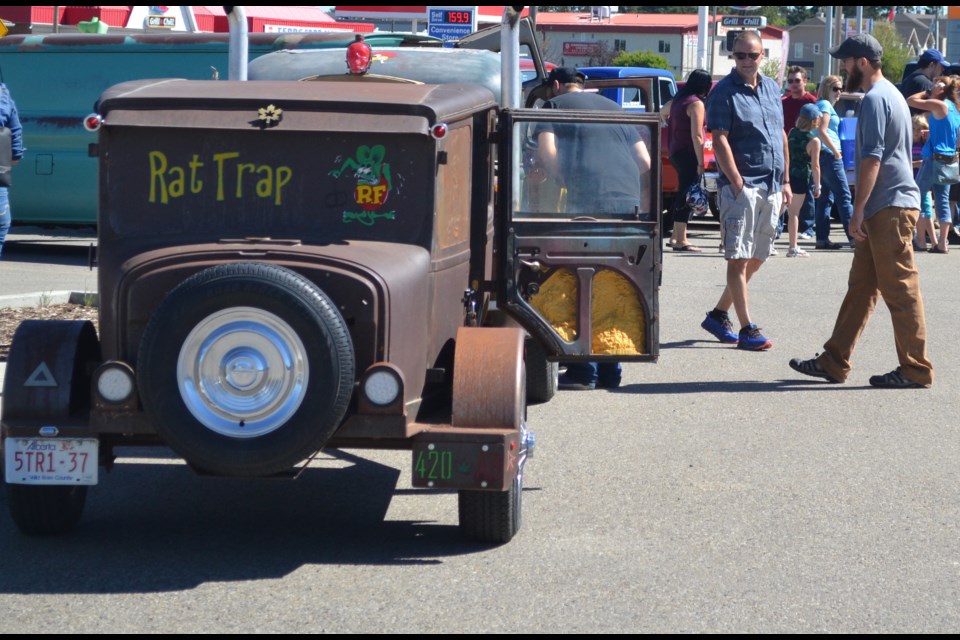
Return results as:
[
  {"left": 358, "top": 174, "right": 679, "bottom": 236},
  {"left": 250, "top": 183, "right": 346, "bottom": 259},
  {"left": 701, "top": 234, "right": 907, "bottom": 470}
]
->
[{"left": 177, "top": 307, "right": 309, "bottom": 438}]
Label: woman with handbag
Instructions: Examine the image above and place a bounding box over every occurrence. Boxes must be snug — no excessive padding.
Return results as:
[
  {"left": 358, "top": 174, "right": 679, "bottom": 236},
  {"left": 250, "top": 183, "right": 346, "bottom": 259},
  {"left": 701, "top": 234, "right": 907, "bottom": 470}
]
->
[
  {"left": 667, "top": 68, "right": 712, "bottom": 252},
  {"left": 0, "top": 82, "right": 24, "bottom": 259},
  {"left": 907, "top": 75, "right": 960, "bottom": 253}
]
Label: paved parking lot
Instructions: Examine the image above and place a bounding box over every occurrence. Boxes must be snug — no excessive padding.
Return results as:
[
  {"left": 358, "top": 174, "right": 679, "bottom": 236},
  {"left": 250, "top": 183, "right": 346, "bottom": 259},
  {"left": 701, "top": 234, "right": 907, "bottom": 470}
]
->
[{"left": 1, "top": 222, "right": 958, "bottom": 632}]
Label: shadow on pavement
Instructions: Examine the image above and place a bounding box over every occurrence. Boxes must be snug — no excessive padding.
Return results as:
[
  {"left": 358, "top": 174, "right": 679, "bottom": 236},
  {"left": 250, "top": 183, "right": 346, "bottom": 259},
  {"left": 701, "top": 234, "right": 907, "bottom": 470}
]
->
[
  {"left": 605, "top": 379, "right": 871, "bottom": 394},
  {"left": 0, "top": 449, "right": 500, "bottom": 594}
]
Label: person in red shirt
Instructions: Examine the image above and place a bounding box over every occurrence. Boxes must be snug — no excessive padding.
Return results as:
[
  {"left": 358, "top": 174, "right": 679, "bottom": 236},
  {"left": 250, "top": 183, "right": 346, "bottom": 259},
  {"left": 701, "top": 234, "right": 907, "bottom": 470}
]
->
[
  {"left": 782, "top": 66, "right": 817, "bottom": 237},
  {"left": 782, "top": 66, "right": 818, "bottom": 132}
]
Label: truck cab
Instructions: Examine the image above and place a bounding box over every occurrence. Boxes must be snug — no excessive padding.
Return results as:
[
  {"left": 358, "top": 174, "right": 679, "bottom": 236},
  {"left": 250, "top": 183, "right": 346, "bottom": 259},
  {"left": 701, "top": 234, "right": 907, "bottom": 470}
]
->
[{"left": 1, "top": 14, "right": 662, "bottom": 545}]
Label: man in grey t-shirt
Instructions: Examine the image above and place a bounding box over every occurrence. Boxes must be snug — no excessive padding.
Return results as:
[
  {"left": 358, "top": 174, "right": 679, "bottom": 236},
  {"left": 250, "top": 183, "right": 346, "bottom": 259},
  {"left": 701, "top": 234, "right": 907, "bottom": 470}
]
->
[{"left": 789, "top": 33, "right": 933, "bottom": 389}]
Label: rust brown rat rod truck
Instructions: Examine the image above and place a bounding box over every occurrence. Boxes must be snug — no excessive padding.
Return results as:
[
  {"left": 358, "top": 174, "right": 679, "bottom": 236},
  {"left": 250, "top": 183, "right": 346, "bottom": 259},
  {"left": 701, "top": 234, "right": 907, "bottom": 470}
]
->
[{"left": 1, "top": 8, "right": 663, "bottom": 544}]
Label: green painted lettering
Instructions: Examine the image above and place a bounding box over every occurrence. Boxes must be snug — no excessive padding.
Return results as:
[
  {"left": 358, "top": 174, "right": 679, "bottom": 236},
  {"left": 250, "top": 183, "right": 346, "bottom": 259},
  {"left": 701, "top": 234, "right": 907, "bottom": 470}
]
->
[
  {"left": 167, "top": 166, "right": 185, "bottom": 198},
  {"left": 213, "top": 152, "right": 240, "bottom": 201},
  {"left": 188, "top": 154, "right": 204, "bottom": 193},
  {"left": 236, "top": 163, "right": 256, "bottom": 199},
  {"left": 255, "top": 165, "right": 273, "bottom": 198},
  {"left": 275, "top": 166, "right": 292, "bottom": 206},
  {"left": 148, "top": 151, "right": 169, "bottom": 204}
]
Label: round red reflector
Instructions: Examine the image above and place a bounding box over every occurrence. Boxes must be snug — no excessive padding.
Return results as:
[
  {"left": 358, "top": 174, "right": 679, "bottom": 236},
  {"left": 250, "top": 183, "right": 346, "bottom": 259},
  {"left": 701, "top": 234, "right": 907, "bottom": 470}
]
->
[
  {"left": 431, "top": 123, "right": 448, "bottom": 140},
  {"left": 83, "top": 113, "right": 102, "bottom": 132}
]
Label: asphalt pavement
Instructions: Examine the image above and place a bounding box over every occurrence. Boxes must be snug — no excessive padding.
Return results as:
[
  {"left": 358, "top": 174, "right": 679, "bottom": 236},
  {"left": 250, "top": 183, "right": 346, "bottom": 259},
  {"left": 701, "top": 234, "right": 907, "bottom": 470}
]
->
[{"left": 1, "top": 221, "right": 959, "bottom": 632}]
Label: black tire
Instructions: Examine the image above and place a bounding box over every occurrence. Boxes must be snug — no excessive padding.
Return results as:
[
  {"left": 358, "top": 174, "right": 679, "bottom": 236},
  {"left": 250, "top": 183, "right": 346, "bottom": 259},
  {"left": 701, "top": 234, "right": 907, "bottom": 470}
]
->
[
  {"left": 137, "top": 262, "right": 355, "bottom": 477},
  {"left": 525, "top": 337, "right": 557, "bottom": 405},
  {"left": 2, "top": 320, "right": 100, "bottom": 535},
  {"left": 458, "top": 471, "right": 522, "bottom": 545},
  {"left": 6, "top": 484, "right": 87, "bottom": 536}
]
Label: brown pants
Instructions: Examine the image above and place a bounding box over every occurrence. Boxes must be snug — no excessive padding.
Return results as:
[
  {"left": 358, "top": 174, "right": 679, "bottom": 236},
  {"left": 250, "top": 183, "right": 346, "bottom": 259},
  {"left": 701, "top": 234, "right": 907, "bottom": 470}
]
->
[{"left": 816, "top": 207, "right": 934, "bottom": 386}]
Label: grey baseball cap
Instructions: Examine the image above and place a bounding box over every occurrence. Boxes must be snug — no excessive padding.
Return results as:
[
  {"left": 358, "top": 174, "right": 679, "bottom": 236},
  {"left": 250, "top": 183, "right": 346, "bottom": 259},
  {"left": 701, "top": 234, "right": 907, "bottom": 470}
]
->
[{"left": 829, "top": 33, "right": 883, "bottom": 62}]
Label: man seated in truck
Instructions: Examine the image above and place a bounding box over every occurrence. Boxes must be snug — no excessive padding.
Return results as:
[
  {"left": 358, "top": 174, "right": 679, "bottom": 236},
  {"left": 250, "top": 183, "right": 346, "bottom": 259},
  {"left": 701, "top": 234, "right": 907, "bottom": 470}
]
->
[{"left": 533, "top": 67, "right": 652, "bottom": 219}]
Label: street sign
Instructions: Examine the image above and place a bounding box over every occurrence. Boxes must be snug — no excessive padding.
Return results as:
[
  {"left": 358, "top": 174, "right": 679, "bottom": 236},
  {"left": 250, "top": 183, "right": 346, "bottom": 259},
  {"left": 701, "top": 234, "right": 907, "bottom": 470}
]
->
[
  {"left": 427, "top": 6, "right": 476, "bottom": 44},
  {"left": 147, "top": 15, "right": 176, "bottom": 29},
  {"left": 720, "top": 16, "right": 767, "bottom": 29}
]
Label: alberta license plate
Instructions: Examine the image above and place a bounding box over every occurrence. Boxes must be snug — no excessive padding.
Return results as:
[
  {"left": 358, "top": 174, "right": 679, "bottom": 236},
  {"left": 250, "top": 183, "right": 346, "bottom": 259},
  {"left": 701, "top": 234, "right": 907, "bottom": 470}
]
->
[{"left": 4, "top": 437, "right": 98, "bottom": 485}]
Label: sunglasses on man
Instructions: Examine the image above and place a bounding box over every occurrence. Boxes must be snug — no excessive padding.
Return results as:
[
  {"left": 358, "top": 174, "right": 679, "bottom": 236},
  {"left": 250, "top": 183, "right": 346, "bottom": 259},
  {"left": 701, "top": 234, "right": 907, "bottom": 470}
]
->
[
  {"left": 733, "top": 52, "right": 761, "bottom": 60},
  {"left": 787, "top": 78, "right": 804, "bottom": 83}
]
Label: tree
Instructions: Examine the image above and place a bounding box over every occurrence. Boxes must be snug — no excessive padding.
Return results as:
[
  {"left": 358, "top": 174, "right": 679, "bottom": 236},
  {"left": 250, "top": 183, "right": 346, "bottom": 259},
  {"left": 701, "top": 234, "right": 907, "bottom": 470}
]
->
[
  {"left": 872, "top": 21, "right": 911, "bottom": 84},
  {"left": 761, "top": 57, "right": 784, "bottom": 85},
  {"left": 611, "top": 50, "right": 670, "bottom": 70},
  {"left": 587, "top": 40, "right": 620, "bottom": 66}
]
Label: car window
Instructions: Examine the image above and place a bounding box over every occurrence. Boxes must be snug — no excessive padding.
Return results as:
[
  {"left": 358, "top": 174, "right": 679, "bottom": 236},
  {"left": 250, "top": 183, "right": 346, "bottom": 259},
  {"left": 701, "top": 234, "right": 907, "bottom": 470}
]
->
[
  {"left": 660, "top": 78, "right": 676, "bottom": 104},
  {"left": 515, "top": 119, "right": 656, "bottom": 220}
]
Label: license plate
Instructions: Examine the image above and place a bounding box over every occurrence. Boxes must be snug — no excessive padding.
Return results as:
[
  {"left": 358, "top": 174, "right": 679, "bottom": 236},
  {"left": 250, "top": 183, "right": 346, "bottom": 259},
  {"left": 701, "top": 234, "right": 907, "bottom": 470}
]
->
[
  {"left": 412, "top": 441, "right": 508, "bottom": 490},
  {"left": 4, "top": 438, "right": 98, "bottom": 485}
]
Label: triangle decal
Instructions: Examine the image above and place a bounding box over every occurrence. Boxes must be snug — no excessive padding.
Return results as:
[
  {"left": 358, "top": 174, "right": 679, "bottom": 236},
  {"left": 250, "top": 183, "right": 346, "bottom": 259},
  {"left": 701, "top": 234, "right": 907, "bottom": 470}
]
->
[{"left": 25, "top": 362, "right": 58, "bottom": 388}]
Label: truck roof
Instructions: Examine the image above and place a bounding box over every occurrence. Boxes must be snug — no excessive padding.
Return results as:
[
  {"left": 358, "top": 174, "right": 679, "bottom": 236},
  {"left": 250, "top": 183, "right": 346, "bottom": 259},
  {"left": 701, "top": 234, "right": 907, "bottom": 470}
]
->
[
  {"left": 98, "top": 78, "right": 498, "bottom": 127},
  {"left": 578, "top": 67, "right": 676, "bottom": 81}
]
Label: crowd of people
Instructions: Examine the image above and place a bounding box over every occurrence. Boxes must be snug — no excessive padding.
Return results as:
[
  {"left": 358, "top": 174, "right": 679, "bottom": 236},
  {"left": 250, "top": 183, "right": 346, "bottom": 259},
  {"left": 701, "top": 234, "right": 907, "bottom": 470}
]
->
[
  {"left": 690, "top": 32, "right": 935, "bottom": 386},
  {"left": 551, "top": 32, "right": 941, "bottom": 391}
]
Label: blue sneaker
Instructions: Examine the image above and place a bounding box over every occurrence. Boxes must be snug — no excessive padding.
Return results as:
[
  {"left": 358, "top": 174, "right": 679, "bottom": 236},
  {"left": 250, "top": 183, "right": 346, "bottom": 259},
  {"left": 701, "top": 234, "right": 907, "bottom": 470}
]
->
[
  {"left": 737, "top": 323, "right": 772, "bottom": 351},
  {"left": 701, "top": 312, "right": 739, "bottom": 344}
]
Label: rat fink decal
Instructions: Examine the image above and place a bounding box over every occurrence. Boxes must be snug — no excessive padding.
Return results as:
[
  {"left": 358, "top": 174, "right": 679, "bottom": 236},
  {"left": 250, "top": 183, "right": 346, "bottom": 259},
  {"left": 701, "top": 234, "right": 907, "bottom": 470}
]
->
[{"left": 329, "top": 144, "right": 395, "bottom": 226}]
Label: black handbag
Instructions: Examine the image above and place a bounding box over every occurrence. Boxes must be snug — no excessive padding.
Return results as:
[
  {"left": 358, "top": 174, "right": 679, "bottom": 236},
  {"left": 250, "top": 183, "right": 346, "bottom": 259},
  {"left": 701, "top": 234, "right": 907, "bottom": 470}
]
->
[{"left": 0, "top": 125, "right": 11, "bottom": 188}]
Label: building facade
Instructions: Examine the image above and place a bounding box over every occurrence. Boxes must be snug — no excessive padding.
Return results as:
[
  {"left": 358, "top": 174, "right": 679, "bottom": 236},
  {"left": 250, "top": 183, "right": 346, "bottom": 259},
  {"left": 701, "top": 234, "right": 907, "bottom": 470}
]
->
[
  {"left": 788, "top": 11, "right": 946, "bottom": 84},
  {"left": 533, "top": 12, "right": 784, "bottom": 83}
]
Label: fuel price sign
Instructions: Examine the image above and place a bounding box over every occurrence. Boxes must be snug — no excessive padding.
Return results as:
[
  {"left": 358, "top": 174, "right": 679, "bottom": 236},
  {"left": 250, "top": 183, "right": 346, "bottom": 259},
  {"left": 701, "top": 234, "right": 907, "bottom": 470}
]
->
[{"left": 428, "top": 6, "right": 477, "bottom": 43}]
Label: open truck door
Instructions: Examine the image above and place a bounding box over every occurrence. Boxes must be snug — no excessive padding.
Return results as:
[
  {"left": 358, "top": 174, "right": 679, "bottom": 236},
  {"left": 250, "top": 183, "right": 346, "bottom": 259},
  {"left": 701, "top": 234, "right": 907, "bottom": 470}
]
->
[{"left": 496, "top": 108, "right": 662, "bottom": 364}]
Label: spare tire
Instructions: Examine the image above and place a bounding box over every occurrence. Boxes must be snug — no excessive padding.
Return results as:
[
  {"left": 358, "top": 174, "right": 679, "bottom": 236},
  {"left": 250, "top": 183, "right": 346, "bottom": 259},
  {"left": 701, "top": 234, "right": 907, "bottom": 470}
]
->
[{"left": 137, "top": 263, "right": 355, "bottom": 476}]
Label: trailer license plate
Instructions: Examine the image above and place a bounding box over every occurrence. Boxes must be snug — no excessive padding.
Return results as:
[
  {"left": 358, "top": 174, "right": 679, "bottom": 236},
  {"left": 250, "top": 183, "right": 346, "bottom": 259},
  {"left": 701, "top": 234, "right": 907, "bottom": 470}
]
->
[{"left": 4, "top": 438, "right": 98, "bottom": 485}]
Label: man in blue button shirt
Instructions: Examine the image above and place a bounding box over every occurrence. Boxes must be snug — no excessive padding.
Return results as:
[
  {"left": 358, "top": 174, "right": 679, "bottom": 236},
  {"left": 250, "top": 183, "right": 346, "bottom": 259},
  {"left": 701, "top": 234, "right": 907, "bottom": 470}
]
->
[{"left": 700, "top": 31, "right": 791, "bottom": 351}]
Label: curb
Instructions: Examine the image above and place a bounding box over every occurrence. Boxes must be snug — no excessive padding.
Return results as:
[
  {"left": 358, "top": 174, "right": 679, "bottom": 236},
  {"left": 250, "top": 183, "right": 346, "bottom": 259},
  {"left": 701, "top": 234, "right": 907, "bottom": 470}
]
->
[{"left": 0, "top": 291, "right": 99, "bottom": 310}]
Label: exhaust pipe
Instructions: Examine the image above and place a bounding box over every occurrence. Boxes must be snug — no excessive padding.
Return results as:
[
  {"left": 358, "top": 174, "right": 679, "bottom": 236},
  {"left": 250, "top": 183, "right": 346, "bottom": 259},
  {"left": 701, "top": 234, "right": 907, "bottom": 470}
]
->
[
  {"left": 500, "top": 6, "right": 524, "bottom": 109},
  {"left": 227, "top": 6, "right": 248, "bottom": 81}
]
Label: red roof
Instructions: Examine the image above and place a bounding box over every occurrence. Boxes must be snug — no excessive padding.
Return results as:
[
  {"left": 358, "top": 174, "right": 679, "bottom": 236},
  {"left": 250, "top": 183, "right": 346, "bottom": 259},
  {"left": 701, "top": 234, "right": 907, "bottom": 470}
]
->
[
  {"left": 0, "top": 5, "right": 131, "bottom": 26},
  {"left": 333, "top": 6, "right": 530, "bottom": 22},
  {"left": 535, "top": 11, "right": 783, "bottom": 37},
  {"left": 0, "top": 6, "right": 374, "bottom": 33},
  {"left": 199, "top": 6, "right": 373, "bottom": 33}
]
